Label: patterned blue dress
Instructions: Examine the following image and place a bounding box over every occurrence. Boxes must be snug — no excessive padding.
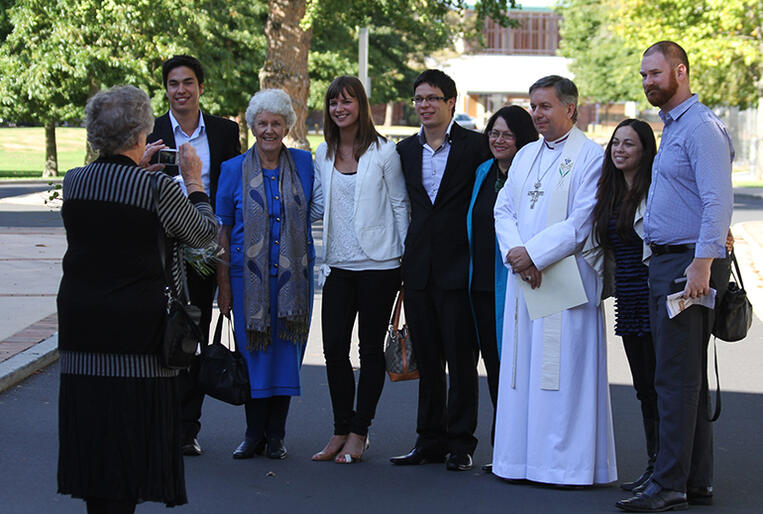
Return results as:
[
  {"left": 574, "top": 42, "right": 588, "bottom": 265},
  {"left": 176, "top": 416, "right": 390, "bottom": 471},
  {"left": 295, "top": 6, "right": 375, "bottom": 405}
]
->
[
  {"left": 608, "top": 213, "right": 650, "bottom": 337},
  {"left": 216, "top": 148, "right": 315, "bottom": 399}
]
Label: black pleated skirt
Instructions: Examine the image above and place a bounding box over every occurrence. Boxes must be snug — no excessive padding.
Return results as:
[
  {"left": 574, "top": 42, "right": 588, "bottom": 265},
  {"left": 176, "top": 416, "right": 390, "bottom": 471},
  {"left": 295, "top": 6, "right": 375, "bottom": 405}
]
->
[{"left": 57, "top": 374, "right": 187, "bottom": 507}]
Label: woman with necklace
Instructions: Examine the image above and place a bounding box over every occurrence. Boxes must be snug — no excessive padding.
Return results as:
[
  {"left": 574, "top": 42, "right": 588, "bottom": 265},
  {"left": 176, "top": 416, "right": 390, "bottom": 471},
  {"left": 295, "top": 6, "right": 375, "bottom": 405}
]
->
[
  {"left": 466, "top": 106, "right": 537, "bottom": 472},
  {"left": 311, "top": 76, "right": 410, "bottom": 464}
]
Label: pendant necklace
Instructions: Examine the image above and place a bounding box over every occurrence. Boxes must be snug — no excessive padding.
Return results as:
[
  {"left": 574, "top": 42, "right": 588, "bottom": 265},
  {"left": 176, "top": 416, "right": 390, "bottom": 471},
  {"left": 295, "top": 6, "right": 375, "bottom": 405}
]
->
[{"left": 528, "top": 136, "right": 568, "bottom": 209}]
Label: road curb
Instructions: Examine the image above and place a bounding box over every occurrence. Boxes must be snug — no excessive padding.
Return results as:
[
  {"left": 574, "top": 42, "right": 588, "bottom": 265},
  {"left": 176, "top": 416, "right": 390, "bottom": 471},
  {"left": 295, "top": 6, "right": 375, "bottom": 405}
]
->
[{"left": 0, "top": 333, "right": 58, "bottom": 393}]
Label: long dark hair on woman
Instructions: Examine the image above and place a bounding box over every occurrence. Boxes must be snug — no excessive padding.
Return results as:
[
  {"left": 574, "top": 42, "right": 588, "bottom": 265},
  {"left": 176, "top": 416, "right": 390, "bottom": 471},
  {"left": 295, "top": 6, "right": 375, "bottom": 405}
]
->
[
  {"left": 323, "top": 76, "right": 384, "bottom": 160},
  {"left": 482, "top": 105, "right": 539, "bottom": 157},
  {"left": 593, "top": 119, "right": 656, "bottom": 248}
]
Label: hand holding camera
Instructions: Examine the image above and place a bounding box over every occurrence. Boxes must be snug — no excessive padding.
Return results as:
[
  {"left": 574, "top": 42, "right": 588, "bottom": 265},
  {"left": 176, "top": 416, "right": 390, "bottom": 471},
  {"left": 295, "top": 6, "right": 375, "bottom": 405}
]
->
[{"left": 178, "top": 143, "right": 204, "bottom": 193}]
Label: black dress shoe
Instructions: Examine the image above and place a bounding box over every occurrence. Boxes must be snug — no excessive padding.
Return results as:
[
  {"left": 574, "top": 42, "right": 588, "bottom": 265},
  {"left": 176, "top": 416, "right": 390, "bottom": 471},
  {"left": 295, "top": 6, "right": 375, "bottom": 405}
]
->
[
  {"left": 181, "top": 437, "right": 202, "bottom": 456},
  {"left": 616, "top": 482, "right": 688, "bottom": 512},
  {"left": 621, "top": 468, "right": 654, "bottom": 491},
  {"left": 482, "top": 463, "right": 493, "bottom": 473},
  {"left": 687, "top": 486, "right": 713, "bottom": 505},
  {"left": 632, "top": 477, "right": 652, "bottom": 495},
  {"left": 389, "top": 448, "right": 446, "bottom": 465},
  {"left": 446, "top": 453, "right": 473, "bottom": 471},
  {"left": 266, "top": 439, "right": 288, "bottom": 460},
  {"left": 232, "top": 438, "right": 266, "bottom": 459}
]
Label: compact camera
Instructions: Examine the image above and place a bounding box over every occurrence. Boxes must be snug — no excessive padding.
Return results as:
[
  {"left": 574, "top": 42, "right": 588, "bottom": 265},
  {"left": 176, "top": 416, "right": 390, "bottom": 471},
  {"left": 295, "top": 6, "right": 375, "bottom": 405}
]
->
[{"left": 157, "top": 148, "right": 179, "bottom": 175}]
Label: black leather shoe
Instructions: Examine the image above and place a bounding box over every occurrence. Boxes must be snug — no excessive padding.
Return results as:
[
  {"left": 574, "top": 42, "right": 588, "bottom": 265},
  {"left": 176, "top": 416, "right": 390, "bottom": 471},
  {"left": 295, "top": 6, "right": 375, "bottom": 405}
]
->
[
  {"left": 181, "top": 437, "right": 202, "bottom": 456},
  {"left": 389, "top": 448, "right": 446, "bottom": 465},
  {"left": 616, "top": 482, "right": 688, "bottom": 512},
  {"left": 622, "top": 468, "right": 654, "bottom": 491},
  {"left": 482, "top": 463, "right": 493, "bottom": 473},
  {"left": 446, "top": 453, "right": 473, "bottom": 471},
  {"left": 266, "top": 439, "right": 288, "bottom": 460},
  {"left": 232, "top": 438, "right": 266, "bottom": 459},
  {"left": 687, "top": 486, "right": 713, "bottom": 505},
  {"left": 632, "top": 477, "right": 652, "bottom": 495}
]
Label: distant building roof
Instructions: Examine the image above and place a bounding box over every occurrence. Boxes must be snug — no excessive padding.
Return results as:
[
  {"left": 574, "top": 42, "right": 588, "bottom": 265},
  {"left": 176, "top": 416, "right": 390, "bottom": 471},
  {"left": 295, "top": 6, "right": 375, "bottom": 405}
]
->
[{"left": 438, "top": 54, "right": 572, "bottom": 96}]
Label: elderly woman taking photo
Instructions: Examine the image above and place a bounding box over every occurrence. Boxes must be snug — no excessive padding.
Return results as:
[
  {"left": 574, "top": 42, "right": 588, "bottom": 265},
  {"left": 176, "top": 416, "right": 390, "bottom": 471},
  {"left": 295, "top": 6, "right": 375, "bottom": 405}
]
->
[
  {"left": 467, "top": 105, "right": 537, "bottom": 472},
  {"left": 310, "top": 76, "right": 409, "bottom": 464},
  {"left": 216, "top": 89, "right": 315, "bottom": 460},
  {"left": 57, "top": 85, "right": 218, "bottom": 512}
]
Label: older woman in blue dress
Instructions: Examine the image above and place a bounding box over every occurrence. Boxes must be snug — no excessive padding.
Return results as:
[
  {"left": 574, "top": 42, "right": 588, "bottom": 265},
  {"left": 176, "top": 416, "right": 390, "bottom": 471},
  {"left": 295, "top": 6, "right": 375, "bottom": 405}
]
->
[{"left": 216, "top": 89, "right": 315, "bottom": 460}]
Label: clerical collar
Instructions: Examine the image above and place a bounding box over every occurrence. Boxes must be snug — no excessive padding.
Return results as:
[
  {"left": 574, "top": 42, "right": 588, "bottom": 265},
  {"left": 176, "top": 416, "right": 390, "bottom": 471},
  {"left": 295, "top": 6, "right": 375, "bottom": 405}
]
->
[{"left": 542, "top": 128, "right": 574, "bottom": 150}]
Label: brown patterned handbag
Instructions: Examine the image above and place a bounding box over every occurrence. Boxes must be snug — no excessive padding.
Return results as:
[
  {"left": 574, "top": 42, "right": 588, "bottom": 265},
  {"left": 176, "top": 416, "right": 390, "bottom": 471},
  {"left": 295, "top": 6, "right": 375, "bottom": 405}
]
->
[{"left": 384, "top": 289, "right": 419, "bottom": 382}]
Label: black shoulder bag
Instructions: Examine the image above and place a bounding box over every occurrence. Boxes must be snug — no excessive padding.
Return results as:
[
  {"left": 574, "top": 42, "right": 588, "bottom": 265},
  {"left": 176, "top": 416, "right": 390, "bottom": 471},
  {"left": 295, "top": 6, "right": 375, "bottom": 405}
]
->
[
  {"left": 150, "top": 174, "right": 203, "bottom": 370},
  {"left": 199, "top": 313, "right": 250, "bottom": 405},
  {"left": 712, "top": 250, "right": 753, "bottom": 342}
]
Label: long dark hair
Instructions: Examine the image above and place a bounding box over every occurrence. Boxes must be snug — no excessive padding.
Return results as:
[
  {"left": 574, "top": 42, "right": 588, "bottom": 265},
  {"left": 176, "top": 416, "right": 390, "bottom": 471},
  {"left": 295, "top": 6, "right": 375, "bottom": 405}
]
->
[
  {"left": 593, "top": 119, "right": 656, "bottom": 248},
  {"left": 483, "top": 105, "right": 539, "bottom": 157},
  {"left": 323, "top": 76, "right": 384, "bottom": 160}
]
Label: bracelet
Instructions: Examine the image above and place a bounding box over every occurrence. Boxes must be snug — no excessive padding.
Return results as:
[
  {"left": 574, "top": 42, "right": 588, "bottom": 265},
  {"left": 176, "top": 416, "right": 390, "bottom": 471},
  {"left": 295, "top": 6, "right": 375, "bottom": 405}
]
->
[{"left": 185, "top": 181, "right": 202, "bottom": 188}]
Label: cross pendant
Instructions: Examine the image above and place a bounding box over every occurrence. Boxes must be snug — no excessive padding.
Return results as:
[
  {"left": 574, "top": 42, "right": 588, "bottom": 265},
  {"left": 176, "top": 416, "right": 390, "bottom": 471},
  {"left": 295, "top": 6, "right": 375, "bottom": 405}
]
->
[{"left": 528, "top": 183, "right": 544, "bottom": 209}]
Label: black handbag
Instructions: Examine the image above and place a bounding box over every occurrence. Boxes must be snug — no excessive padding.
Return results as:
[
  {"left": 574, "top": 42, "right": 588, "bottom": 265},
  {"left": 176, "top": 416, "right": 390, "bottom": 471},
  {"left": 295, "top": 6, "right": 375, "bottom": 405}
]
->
[
  {"left": 150, "top": 174, "right": 204, "bottom": 370},
  {"left": 712, "top": 251, "right": 752, "bottom": 342},
  {"left": 384, "top": 289, "right": 419, "bottom": 382},
  {"left": 199, "top": 313, "right": 250, "bottom": 405}
]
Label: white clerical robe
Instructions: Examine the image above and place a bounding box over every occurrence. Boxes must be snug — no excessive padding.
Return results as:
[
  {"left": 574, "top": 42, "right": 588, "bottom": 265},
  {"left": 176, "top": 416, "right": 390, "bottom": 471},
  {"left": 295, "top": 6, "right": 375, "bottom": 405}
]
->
[{"left": 492, "top": 132, "right": 618, "bottom": 485}]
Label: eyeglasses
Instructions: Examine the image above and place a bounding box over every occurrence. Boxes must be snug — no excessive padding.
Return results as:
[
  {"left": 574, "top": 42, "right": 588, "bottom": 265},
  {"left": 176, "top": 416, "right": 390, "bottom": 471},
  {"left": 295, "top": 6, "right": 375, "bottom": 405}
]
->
[
  {"left": 411, "top": 96, "right": 447, "bottom": 105},
  {"left": 487, "top": 130, "right": 516, "bottom": 141}
]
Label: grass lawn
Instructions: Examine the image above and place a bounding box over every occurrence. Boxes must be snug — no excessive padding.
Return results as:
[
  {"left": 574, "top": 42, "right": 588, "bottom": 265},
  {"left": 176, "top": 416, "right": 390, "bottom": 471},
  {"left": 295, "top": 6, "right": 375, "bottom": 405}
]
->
[{"left": 0, "top": 127, "right": 87, "bottom": 177}]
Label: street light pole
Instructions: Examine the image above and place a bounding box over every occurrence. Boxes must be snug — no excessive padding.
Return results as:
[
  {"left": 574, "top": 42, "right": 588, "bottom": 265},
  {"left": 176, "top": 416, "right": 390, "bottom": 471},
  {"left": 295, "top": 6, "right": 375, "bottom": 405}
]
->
[{"left": 358, "top": 27, "right": 370, "bottom": 96}]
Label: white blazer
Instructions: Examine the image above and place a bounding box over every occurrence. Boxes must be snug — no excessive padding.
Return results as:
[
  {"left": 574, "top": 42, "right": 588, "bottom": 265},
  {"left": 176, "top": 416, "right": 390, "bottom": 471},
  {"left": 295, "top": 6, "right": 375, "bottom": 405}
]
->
[{"left": 311, "top": 137, "right": 410, "bottom": 269}]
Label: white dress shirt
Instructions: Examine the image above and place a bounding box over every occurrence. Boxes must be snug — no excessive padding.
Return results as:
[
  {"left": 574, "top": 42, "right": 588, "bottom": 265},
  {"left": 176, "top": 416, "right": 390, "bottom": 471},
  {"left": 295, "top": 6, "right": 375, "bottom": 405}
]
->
[{"left": 169, "top": 110, "right": 211, "bottom": 196}]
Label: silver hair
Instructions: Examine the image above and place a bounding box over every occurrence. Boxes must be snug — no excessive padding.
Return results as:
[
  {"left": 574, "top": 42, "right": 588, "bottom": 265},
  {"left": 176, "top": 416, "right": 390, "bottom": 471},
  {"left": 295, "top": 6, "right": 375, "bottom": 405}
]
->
[
  {"left": 529, "top": 75, "right": 579, "bottom": 123},
  {"left": 84, "top": 85, "right": 154, "bottom": 156},
  {"left": 245, "top": 89, "right": 296, "bottom": 130}
]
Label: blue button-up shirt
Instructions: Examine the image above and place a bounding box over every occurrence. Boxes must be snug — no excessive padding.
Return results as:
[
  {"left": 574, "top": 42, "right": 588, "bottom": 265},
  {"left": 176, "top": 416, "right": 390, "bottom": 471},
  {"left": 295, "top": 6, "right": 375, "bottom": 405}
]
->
[
  {"left": 644, "top": 94, "right": 734, "bottom": 259},
  {"left": 418, "top": 118, "right": 455, "bottom": 203}
]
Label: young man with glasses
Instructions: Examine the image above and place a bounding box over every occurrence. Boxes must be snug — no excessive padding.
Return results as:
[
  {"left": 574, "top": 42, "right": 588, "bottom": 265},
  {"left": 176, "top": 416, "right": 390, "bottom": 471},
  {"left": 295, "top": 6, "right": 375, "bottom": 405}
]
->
[{"left": 390, "top": 69, "right": 488, "bottom": 472}]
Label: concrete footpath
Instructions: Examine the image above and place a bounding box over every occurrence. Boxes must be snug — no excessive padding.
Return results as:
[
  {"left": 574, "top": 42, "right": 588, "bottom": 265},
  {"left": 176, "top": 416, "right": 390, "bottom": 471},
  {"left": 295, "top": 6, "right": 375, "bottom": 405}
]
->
[{"left": 1, "top": 185, "right": 763, "bottom": 392}]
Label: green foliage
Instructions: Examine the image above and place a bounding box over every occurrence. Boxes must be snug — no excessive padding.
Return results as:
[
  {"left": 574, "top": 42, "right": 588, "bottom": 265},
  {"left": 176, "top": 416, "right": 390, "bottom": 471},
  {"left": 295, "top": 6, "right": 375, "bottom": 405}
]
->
[
  {"left": 558, "top": 0, "right": 763, "bottom": 108},
  {"left": 614, "top": 0, "right": 762, "bottom": 109},
  {"left": 557, "top": 0, "right": 643, "bottom": 104}
]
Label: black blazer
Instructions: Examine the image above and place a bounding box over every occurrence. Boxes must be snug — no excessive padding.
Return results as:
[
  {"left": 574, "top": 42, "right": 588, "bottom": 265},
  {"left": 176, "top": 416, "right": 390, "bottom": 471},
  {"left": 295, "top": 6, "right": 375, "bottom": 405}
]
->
[
  {"left": 397, "top": 122, "right": 489, "bottom": 290},
  {"left": 147, "top": 111, "right": 241, "bottom": 209}
]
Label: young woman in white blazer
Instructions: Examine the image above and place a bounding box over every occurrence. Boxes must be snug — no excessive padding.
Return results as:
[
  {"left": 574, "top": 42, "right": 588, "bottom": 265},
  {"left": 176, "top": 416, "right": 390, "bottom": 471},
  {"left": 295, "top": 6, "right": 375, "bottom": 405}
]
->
[{"left": 310, "top": 76, "right": 409, "bottom": 464}]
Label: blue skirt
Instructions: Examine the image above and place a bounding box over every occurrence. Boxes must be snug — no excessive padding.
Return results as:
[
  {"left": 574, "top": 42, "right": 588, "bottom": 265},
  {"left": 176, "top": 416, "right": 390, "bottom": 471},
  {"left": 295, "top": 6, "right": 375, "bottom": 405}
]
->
[{"left": 231, "top": 275, "right": 305, "bottom": 398}]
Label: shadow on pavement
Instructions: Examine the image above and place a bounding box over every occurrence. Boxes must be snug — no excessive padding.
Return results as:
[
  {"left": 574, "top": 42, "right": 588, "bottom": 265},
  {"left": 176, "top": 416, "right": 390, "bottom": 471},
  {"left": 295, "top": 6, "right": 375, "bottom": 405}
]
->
[{"left": 1, "top": 362, "right": 762, "bottom": 513}]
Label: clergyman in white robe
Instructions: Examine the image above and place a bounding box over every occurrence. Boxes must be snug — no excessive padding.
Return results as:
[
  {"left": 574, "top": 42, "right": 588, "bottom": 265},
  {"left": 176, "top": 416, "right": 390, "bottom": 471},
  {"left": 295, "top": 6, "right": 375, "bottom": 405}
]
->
[{"left": 492, "top": 126, "right": 617, "bottom": 485}]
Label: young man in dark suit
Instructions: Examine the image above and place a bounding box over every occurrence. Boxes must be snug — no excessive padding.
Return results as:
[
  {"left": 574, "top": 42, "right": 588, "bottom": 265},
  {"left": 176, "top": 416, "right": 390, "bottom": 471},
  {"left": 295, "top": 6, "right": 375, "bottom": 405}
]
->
[
  {"left": 147, "top": 55, "right": 241, "bottom": 456},
  {"left": 390, "top": 69, "right": 488, "bottom": 471}
]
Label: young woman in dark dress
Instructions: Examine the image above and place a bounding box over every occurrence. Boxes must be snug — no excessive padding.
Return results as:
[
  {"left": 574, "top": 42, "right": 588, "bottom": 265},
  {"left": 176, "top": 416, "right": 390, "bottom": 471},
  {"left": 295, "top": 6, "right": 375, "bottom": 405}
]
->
[{"left": 593, "top": 119, "right": 658, "bottom": 491}]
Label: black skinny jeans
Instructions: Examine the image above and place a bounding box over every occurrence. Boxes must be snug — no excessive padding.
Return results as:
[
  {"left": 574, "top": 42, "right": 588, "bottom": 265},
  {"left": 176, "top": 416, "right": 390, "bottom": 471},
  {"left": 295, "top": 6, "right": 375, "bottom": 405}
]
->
[
  {"left": 321, "top": 267, "right": 401, "bottom": 436},
  {"left": 621, "top": 333, "right": 659, "bottom": 421}
]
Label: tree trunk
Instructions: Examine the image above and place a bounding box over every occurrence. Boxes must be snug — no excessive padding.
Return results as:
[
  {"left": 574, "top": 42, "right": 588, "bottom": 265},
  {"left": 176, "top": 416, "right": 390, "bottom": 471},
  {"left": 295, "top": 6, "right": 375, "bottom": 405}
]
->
[
  {"left": 238, "top": 110, "right": 249, "bottom": 151},
  {"left": 43, "top": 121, "right": 58, "bottom": 178},
  {"left": 383, "top": 102, "right": 394, "bottom": 127},
  {"left": 84, "top": 78, "right": 100, "bottom": 164},
  {"left": 259, "top": 0, "right": 312, "bottom": 151}
]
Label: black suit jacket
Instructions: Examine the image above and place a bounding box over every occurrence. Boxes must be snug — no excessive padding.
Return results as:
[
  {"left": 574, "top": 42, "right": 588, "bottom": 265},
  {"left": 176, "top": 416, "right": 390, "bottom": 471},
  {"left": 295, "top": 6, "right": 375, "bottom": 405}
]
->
[
  {"left": 147, "top": 111, "right": 241, "bottom": 209},
  {"left": 397, "top": 122, "right": 489, "bottom": 290}
]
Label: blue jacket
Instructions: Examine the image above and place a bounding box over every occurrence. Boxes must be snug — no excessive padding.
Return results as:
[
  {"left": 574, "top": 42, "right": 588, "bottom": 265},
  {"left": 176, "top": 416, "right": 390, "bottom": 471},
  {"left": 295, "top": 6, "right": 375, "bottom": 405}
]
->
[{"left": 466, "top": 158, "right": 507, "bottom": 357}]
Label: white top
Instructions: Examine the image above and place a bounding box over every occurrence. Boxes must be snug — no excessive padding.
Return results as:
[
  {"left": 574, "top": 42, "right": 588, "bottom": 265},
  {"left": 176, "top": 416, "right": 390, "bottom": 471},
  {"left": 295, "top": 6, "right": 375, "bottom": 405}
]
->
[
  {"left": 169, "top": 110, "right": 211, "bottom": 196},
  {"left": 326, "top": 168, "right": 399, "bottom": 271}
]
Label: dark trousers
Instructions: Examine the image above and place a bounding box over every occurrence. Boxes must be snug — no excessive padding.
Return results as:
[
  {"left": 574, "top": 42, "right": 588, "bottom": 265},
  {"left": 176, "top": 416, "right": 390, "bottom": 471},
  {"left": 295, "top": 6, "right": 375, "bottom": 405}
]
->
[
  {"left": 321, "top": 267, "right": 401, "bottom": 436},
  {"left": 244, "top": 396, "right": 291, "bottom": 441},
  {"left": 405, "top": 285, "right": 479, "bottom": 456},
  {"left": 648, "top": 251, "right": 730, "bottom": 491},
  {"left": 622, "top": 333, "right": 659, "bottom": 421},
  {"left": 471, "top": 290, "right": 500, "bottom": 445},
  {"left": 178, "top": 266, "right": 217, "bottom": 441}
]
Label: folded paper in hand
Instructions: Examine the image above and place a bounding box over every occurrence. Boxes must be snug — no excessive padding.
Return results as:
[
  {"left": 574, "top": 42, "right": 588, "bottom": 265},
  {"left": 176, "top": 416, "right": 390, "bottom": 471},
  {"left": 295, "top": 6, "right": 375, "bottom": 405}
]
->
[{"left": 666, "top": 288, "right": 716, "bottom": 319}]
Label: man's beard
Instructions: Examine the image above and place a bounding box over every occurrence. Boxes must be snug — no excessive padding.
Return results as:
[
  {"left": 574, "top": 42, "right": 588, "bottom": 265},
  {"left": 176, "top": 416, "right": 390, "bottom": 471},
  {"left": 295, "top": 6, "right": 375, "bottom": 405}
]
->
[{"left": 644, "top": 73, "right": 679, "bottom": 107}]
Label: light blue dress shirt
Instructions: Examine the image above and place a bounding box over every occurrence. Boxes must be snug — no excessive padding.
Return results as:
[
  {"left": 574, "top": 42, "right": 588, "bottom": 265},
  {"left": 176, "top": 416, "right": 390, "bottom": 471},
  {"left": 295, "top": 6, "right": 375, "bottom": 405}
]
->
[
  {"left": 169, "top": 110, "right": 211, "bottom": 195},
  {"left": 418, "top": 118, "right": 455, "bottom": 203},
  {"left": 644, "top": 94, "right": 734, "bottom": 259}
]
